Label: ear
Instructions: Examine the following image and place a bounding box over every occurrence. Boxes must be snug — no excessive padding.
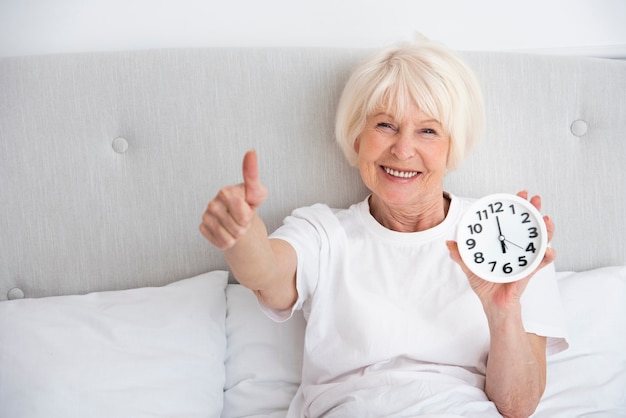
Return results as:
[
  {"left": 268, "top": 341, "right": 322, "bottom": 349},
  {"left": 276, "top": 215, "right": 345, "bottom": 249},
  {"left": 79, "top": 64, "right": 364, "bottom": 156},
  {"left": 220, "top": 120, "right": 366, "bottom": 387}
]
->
[{"left": 353, "top": 137, "right": 360, "bottom": 154}]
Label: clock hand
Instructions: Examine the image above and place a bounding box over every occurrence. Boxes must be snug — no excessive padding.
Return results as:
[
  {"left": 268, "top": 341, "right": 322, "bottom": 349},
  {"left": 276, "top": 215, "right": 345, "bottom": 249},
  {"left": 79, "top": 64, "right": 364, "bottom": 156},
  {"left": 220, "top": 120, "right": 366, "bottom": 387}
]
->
[
  {"left": 496, "top": 216, "right": 507, "bottom": 254},
  {"left": 504, "top": 239, "right": 525, "bottom": 250}
]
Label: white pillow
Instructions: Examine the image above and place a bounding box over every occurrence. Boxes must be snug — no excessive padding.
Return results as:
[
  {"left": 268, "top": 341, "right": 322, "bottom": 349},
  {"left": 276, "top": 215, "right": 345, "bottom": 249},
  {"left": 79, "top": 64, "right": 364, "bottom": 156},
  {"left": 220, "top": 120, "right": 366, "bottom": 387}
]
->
[
  {"left": 0, "top": 271, "right": 229, "bottom": 418},
  {"left": 223, "top": 284, "right": 305, "bottom": 417},
  {"left": 534, "top": 266, "right": 626, "bottom": 417}
]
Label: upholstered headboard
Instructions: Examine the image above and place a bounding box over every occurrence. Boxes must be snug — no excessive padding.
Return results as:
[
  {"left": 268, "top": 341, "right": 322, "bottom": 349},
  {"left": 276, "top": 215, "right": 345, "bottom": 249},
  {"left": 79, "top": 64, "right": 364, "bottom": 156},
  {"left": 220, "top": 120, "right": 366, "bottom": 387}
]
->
[{"left": 1, "top": 48, "right": 625, "bottom": 301}]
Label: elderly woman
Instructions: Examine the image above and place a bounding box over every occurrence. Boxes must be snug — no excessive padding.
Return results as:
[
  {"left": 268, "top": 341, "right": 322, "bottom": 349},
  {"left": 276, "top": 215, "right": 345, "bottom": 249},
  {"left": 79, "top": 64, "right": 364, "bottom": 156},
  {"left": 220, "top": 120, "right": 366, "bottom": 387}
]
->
[{"left": 200, "top": 37, "right": 567, "bottom": 418}]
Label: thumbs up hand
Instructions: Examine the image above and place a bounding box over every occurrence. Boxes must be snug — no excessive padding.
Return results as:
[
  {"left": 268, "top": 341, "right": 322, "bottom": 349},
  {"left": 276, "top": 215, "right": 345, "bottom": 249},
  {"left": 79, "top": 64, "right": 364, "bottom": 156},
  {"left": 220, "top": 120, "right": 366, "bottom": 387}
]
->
[
  {"left": 242, "top": 150, "right": 268, "bottom": 210},
  {"left": 200, "top": 150, "right": 268, "bottom": 250}
]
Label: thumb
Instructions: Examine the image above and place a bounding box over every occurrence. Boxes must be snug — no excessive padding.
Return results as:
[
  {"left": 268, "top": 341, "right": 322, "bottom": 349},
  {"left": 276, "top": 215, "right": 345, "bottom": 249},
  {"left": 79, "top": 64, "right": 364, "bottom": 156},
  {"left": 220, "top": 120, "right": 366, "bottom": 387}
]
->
[
  {"left": 446, "top": 241, "right": 463, "bottom": 266},
  {"left": 242, "top": 150, "right": 268, "bottom": 209},
  {"left": 446, "top": 240, "right": 473, "bottom": 277}
]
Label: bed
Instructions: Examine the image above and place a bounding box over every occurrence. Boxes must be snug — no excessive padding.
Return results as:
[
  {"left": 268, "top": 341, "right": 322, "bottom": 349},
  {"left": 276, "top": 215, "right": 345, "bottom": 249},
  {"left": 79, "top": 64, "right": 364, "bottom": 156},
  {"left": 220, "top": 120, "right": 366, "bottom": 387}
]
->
[{"left": 1, "top": 47, "right": 625, "bottom": 417}]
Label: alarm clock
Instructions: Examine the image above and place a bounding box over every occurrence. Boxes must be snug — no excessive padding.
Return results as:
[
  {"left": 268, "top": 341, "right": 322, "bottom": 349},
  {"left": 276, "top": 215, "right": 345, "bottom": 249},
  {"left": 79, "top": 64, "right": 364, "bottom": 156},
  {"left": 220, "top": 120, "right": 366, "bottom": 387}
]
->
[{"left": 456, "top": 193, "right": 548, "bottom": 283}]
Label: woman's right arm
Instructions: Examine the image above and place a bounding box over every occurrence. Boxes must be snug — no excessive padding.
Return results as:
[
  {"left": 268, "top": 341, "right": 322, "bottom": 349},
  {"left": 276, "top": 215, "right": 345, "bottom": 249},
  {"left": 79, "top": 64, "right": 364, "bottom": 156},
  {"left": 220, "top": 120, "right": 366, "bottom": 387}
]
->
[{"left": 199, "top": 150, "right": 298, "bottom": 310}]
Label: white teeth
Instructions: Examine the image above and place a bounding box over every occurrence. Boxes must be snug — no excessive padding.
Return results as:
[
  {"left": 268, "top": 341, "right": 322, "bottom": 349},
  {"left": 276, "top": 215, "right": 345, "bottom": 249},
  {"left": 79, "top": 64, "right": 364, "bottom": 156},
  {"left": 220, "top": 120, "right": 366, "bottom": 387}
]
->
[{"left": 384, "top": 167, "right": 419, "bottom": 178}]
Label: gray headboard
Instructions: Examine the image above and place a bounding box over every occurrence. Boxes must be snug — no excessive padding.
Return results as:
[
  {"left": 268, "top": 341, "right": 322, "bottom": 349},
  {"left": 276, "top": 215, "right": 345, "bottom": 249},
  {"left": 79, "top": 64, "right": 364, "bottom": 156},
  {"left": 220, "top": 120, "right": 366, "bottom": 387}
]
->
[{"left": 1, "top": 48, "right": 625, "bottom": 301}]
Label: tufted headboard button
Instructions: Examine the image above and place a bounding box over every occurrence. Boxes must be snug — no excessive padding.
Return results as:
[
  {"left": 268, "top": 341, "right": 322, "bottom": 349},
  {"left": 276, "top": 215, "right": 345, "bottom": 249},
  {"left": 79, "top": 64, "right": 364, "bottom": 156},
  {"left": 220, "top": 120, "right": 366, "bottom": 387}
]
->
[
  {"left": 570, "top": 119, "right": 588, "bottom": 137},
  {"left": 7, "top": 288, "right": 25, "bottom": 300},
  {"left": 112, "top": 137, "right": 129, "bottom": 153}
]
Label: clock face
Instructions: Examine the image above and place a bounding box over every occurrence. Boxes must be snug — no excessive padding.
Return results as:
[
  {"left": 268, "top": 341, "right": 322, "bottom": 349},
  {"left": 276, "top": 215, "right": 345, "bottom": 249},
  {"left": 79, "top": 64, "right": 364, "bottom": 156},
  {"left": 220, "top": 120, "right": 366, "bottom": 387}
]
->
[{"left": 456, "top": 193, "right": 548, "bottom": 283}]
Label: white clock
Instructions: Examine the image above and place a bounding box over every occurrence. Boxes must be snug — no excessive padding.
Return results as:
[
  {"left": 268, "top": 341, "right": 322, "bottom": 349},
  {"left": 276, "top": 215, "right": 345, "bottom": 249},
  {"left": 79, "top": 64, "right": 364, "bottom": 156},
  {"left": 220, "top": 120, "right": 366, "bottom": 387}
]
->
[{"left": 456, "top": 193, "right": 548, "bottom": 283}]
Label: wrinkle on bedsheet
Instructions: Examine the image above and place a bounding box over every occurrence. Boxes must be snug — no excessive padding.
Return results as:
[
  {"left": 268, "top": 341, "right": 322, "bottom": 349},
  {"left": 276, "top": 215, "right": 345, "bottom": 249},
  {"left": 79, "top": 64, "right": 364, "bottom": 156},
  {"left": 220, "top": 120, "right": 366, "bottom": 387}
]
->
[{"left": 289, "top": 358, "right": 501, "bottom": 418}]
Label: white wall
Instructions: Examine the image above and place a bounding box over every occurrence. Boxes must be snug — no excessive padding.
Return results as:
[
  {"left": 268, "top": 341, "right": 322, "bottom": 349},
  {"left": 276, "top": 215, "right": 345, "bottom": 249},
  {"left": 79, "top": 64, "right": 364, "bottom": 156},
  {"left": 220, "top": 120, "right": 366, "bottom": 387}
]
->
[{"left": 1, "top": 0, "right": 625, "bottom": 58}]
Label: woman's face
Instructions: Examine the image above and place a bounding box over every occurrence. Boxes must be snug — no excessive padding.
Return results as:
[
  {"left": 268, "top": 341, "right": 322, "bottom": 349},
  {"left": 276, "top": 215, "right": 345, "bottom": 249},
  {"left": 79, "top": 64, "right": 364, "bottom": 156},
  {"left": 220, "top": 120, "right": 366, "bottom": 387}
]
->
[{"left": 354, "top": 101, "right": 450, "bottom": 210}]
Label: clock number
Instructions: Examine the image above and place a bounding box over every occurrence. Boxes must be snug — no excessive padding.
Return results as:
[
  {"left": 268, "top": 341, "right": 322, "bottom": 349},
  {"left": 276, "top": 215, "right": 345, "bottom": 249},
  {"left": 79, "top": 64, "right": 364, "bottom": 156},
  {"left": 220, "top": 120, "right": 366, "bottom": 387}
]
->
[
  {"left": 466, "top": 238, "right": 476, "bottom": 250},
  {"left": 528, "top": 227, "right": 538, "bottom": 238},
  {"left": 474, "top": 252, "right": 485, "bottom": 264},
  {"left": 489, "top": 261, "right": 497, "bottom": 272},
  {"left": 467, "top": 223, "right": 483, "bottom": 235},
  {"left": 521, "top": 212, "right": 531, "bottom": 224},
  {"left": 526, "top": 242, "right": 536, "bottom": 253},
  {"left": 509, "top": 204, "right": 516, "bottom": 214},
  {"left": 489, "top": 202, "right": 503, "bottom": 214},
  {"left": 476, "top": 209, "right": 488, "bottom": 221},
  {"left": 518, "top": 256, "right": 528, "bottom": 267}
]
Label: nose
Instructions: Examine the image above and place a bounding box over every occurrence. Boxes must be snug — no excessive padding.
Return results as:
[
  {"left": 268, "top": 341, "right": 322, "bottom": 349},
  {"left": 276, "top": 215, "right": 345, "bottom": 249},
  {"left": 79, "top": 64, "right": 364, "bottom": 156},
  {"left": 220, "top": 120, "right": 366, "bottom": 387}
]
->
[{"left": 390, "top": 131, "right": 416, "bottom": 160}]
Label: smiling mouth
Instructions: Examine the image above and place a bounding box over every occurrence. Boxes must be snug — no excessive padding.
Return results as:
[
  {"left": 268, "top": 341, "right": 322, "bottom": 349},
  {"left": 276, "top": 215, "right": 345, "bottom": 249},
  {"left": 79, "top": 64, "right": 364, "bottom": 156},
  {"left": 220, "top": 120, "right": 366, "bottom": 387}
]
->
[{"left": 383, "top": 166, "right": 420, "bottom": 179}]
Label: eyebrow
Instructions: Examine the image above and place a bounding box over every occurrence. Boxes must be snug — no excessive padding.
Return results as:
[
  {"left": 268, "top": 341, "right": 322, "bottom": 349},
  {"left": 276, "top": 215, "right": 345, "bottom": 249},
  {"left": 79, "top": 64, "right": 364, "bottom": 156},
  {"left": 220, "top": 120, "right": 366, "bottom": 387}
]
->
[{"left": 372, "top": 112, "right": 441, "bottom": 125}]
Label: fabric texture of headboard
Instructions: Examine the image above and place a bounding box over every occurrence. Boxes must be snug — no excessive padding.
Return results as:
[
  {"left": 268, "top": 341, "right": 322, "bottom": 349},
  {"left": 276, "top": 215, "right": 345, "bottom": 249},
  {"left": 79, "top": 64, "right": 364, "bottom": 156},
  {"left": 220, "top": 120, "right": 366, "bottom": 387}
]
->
[{"left": 1, "top": 48, "right": 625, "bottom": 300}]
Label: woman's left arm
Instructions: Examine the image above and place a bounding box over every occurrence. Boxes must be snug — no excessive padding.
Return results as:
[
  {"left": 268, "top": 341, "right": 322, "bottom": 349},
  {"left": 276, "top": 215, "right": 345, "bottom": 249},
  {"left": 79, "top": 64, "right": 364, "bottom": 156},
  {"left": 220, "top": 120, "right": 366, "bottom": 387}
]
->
[
  {"left": 447, "top": 192, "right": 556, "bottom": 418},
  {"left": 481, "top": 291, "right": 548, "bottom": 418}
]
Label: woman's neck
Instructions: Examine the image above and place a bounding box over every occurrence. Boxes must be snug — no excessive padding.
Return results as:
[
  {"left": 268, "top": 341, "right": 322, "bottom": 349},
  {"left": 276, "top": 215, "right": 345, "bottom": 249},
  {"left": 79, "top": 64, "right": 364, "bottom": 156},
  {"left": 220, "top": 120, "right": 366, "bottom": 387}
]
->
[{"left": 369, "top": 193, "right": 451, "bottom": 233}]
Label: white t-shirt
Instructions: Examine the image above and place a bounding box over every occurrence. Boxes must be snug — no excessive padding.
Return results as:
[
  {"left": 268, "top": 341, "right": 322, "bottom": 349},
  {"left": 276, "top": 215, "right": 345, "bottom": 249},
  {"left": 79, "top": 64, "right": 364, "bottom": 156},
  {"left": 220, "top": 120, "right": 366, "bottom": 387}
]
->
[{"left": 267, "top": 194, "right": 568, "bottom": 418}]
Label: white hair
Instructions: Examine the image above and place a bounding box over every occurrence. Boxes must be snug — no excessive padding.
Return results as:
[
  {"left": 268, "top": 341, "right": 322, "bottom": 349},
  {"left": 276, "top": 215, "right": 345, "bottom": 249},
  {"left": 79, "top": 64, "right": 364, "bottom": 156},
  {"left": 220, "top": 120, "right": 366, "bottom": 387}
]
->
[{"left": 335, "top": 37, "right": 485, "bottom": 171}]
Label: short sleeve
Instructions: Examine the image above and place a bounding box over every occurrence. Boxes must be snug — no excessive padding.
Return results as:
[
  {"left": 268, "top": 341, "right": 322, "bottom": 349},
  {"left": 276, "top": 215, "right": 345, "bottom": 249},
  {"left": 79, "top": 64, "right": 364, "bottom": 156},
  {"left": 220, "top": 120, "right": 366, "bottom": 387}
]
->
[
  {"left": 521, "top": 262, "right": 569, "bottom": 355},
  {"left": 262, "top": 204, "right": 339, "bottom": 322}
]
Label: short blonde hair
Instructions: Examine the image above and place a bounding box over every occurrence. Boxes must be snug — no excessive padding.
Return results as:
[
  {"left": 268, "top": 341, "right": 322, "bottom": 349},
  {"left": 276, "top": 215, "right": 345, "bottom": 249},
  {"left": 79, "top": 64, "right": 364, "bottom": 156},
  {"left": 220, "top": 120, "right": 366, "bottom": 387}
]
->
[{"left": 335, "top": 37, "right": 484, "bottom": 171}]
